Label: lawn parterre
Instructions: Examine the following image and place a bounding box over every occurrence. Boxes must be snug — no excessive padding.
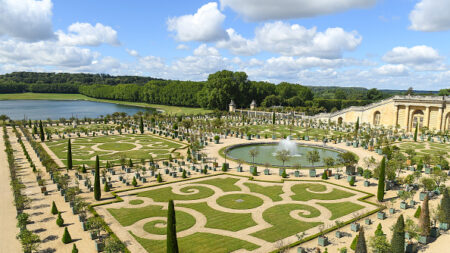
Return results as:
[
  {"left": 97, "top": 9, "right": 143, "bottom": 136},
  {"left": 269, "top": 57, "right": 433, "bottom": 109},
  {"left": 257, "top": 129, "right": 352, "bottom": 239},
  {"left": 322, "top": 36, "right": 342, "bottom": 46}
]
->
[
  {"left": 98, "top": 175, "right": 375, "bottom": 253},
  {"left": 45, "top": 133, "right": 187, "bottom": 167}
]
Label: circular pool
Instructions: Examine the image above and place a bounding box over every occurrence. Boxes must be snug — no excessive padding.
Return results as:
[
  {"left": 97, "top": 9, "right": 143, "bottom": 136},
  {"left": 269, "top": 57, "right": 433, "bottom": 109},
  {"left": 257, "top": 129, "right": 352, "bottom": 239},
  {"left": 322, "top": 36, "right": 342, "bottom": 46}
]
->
[{"left": 226, "top": 142, "right": 343, "bottom": 168}]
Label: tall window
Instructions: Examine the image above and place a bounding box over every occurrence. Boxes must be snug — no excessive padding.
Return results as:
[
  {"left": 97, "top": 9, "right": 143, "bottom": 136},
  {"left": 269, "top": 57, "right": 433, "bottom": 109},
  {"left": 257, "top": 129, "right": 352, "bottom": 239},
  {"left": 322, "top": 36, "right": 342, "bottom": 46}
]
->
[
  {"left": 412, "top": 110, "right": 424, "bottom": 129},
  {"left": 373, "top": 111, "right": 381, "bottom": 126}
]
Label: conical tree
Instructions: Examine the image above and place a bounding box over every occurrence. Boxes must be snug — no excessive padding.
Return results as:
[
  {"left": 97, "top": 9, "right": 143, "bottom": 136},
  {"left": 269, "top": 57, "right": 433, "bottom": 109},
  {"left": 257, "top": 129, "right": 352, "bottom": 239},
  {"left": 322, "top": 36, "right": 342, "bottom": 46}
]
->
[
  {"left": 414, "top": 205, "right": 422, "bottom": 218},
  {"left": 374, "top": 223, "right": 384, "bottom": 236},
  {"left": 354, "top": 117, "right": 360, "bottom": 137},
  {"left": 39, "top": 120, "right": 45, "bottom": 142},
  {"left": 62, "top": 227, "right": 72, "bottom": 244},
  {"left": 377, "top": 157, "right": 386, "bottom": 202},
  {"left": 355, "top": 227, "right": 367, "bottom": 253},
  {"left": 440, "top": 188, "right": 450, "bottom": 224},
  {"left": 51, "top": 201, "right": 58, "bottom": 215},
  {"left": 56, "top": 212, "right": 64, "bottom": 227},
  {"left": 94, "top": 155, "right": 101, "bottom": 201},
  {"left": 414, "top": 124, "right": 418, "bottom": 142},
  {"left": 139, "top": 116, "right": 144, "bottom": 134},
  {"left": 72, "top": 244, "right": 78, "bottom": 253},
  {"left": 67, "top": 139, "right": 72, "bottom": 170},
  {"left": 391, "top": 214, "right": 405, "bottom": 253},
  {"left": 166, "top": 200, "right": 179, "bottom": 253},
  {"left": 418, "top": 194, "right": 430, "bottom": 236}
]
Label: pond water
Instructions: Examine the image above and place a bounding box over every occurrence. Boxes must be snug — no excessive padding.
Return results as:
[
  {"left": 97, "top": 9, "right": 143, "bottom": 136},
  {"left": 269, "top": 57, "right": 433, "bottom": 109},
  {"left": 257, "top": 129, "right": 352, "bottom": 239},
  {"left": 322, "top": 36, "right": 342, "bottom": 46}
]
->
[
  {"left": 227, "top": 143, "right": 342, "bottom": 168},
  {"left": 0, "top": 100, "right": 153, "bottom": 120}
]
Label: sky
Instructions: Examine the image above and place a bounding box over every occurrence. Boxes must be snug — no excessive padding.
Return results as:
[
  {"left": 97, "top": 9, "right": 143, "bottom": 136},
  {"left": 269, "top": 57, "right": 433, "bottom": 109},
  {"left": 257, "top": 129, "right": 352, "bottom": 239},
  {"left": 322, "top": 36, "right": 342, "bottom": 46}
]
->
[{"left": 0, "top": 0, "right": 450, "bottom": 90}]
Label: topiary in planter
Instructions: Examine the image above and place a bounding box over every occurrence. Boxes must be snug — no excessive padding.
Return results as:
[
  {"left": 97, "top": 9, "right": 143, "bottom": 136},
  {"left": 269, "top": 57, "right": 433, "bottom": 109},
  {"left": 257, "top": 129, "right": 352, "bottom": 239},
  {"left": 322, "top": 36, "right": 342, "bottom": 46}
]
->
[
  {"left": 56, "top": 213, "right": 64, "bottom": 227},
  {"left": 62, "top": 227, "right": 72, "bottom": 244}
]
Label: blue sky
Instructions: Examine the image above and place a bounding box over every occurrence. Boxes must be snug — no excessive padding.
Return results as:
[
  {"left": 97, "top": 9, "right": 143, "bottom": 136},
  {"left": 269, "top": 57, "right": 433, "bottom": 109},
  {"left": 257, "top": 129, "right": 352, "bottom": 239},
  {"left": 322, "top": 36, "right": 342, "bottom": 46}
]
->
[{"left": 1, "top": 0, "right": 449, "bottom": 90}]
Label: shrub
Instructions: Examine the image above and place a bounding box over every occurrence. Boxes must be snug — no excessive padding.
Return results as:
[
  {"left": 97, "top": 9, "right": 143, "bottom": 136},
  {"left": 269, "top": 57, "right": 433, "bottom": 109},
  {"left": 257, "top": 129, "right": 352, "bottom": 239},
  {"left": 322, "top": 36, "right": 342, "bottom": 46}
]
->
[
  {"left": 322, "top": 172, "right": 328, "bottom": 180},
  {"left": 62, "top": 227, "right": 72, "bottom": 244},
  {"left": 72, "top": 244, "right": 78, "bottom": 253},
  {"left": 132, "top": 177, "right": 137, "bottom": 187},
  {"left": 51, "top": 201, "right": 58, "bottom": 215},
  {"left": 350, "top": 234, "right": 359, "bottom": 250},
  {"left": 182, "top": 170, "right": 187, "bottom": 179},
  {"left": 104, "top": 182, "right": 110, "bottom": 192},
  {"left": 349, "top": 177, "right": 355, "bottom": 186},
  {"left": 157, "top": 173, "right": 162, "bottom": 183},
  {"left": 374, "top": 223, "right": 384, "bottom": 236},
  {"left": 414, "top": 206, "right": 421, "bottom": 218},
  {"left": 56, "top": 213, "right": 64, "bottom": 227},
  {"left": 281, "top": 169, "right": 287, "bottom": 178}
]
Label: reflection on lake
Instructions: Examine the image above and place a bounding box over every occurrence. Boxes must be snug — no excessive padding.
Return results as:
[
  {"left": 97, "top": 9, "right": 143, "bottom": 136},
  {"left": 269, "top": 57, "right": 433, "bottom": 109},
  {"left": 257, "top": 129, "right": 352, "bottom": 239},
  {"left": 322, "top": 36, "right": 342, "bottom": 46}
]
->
[{"left": 0, "top": 100, "right": 154, "bottom": 120}]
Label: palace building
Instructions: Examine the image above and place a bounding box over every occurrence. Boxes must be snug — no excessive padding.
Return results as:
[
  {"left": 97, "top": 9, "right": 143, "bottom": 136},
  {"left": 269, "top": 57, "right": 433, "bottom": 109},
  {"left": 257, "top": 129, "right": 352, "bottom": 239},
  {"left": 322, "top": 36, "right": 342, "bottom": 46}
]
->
[{"left": 313, "top": 95, "right": 450, "bottom": 132}]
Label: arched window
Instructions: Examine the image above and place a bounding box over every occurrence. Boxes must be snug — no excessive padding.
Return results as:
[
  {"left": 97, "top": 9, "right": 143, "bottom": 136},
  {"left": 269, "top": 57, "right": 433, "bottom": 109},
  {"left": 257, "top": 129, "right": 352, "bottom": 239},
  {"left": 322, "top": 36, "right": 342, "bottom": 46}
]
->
[
  {"left": 411, "top": 110, "right": 424, "bottom": 130},
  {"left": 373, "top": 111, "right": 381, "bottom": 126},
  {"left": 445, "top": 113, "right": 450, "bottom": 131}
]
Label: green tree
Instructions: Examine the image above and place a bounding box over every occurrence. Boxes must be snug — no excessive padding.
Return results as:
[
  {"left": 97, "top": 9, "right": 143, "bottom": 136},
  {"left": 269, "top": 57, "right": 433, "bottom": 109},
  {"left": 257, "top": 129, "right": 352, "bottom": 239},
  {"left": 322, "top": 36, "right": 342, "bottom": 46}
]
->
[
  {"left": 94, "top": 155, "right": 101, "bottom": 201},
  {"left": 132, "top": 176, "right": 137, "bottom": 187},
  {"left": 104, "top": 237, "right": 125, "bottom": 253},
  {"left": 439, "top": 188, "right": 450, "bottom": 224},
  {"left": 306, "top": 150, "right": 320, "bottom": 167},
  {"left": 104, "top": 182, "right": 110, "bottom": 192},
  {"left": 414, "top": 205, "right": 422, "bottom": 218},
  {"left": 414, "top": 124, "right": 418, "bottom": 142},
  {"left": 350, "top": 234, "right": 359, "bottom": 251},
  {"left": 67, "top": 139, "right": 72, "bottom": 170},
  {"left": 62, "top": 227, "right": 72, "bottom": 244},
  {"left": 166, "top": 200, "right": 179, "bottom": 253},
  {"left": 418, "top": 194, "right": 430, "bottom": 236},
  {"left": 157, "top": 173, "right": 162, "bottom": 183},
  {"left": 56, "top": 213, "right": 64, "bottom": 227},
  {"left": 391, "top": 214, "right": 405, "bottom": 253},
  {"left": 377, "top": 157, "right": 386, "bottom": 202},
  {"left": 17, "top": 229, "right": 40, "bottom": 253},
  {"left": 354, "top": 117, "right": 359, "bottom": 136},
  {"left": 275, "top": 149, "right": 290, "bottom": 168},
  {"left": 249, "top": 148, "right": 259, "bottom": 165},
  {"left": 51, "top": 201, "right": 58, "bottom": 215},
  {"left": 39, "top": 120, "right": 45, "bottom": 142},
  {"left": 72, "top": 244, "right": 79, "bottom": 253},
  {"left": 355, "top": 227, "right": 367, "bottom": 253},
  {"left": 139, "top": 116, "right": 144, "bottom": 134},
  {"left": 374, "top": 223, "right": 384, "bottom": 236}
]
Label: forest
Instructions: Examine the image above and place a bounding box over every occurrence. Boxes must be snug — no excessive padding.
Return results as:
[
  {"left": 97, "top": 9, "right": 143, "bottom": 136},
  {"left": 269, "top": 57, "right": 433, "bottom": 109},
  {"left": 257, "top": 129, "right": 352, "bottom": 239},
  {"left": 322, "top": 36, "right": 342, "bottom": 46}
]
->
[{"left": 0, "top": 71, "right": 446, "bottom": 114}]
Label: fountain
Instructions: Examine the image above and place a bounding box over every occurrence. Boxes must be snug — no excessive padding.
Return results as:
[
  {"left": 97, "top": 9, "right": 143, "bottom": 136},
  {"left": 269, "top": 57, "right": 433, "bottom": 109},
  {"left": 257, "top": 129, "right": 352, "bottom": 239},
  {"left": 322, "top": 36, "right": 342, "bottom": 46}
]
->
[{"left": 276, "top": 136, "right": 299, "bottom": 156}]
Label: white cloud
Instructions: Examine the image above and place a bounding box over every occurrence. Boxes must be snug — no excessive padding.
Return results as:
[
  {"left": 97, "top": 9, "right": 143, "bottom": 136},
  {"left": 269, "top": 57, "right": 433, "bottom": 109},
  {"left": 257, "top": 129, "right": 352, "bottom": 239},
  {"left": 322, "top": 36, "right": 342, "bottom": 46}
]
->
[
  {"left": 217, "top": 22, "right": 361, "bottom": 58},
  {"left": 126, "top": 49, "right": 139, "bottom": 57},
  {"left": 409, "top": 0, "right": 450, "bottom": 32},
  {"left": 57, "top": 22, "right": 119, "bottom": 46},
  {"left": 0, "top": 0, "right": 54, "bottom": 41},
  {"left": 382, "top": 45, "right": 444, "bottom": 71},
  {"left": 375, "top": 64, "right": 409, "bottom": 76},
  {"left": 167, "top": 2, "right": 228, "bottom": 42},
  {"left": 0, "top": 39, "right": 95, "bottom": 67},
  {"left": 220, "top": 0, "right": 376, "bottom": 21},
  {"left": 176, "top": 44, "right": 189, "bottom": 50}
]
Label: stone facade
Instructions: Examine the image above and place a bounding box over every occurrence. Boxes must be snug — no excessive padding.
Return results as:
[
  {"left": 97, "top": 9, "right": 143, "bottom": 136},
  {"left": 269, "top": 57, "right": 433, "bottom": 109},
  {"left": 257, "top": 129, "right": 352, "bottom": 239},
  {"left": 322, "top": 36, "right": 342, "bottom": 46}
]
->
[{"left": 312, "top": 95, "right": 450, "bottom": 132}]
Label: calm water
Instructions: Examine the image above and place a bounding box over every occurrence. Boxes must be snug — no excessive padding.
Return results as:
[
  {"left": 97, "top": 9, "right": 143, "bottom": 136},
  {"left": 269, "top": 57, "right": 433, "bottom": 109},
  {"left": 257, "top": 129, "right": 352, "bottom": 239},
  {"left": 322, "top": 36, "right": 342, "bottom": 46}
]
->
[
  {"left": 0, "top": 100, "right": 152, "bottom": 120},
  {"left": 227, "top": 143, "right": 341, "bottom": 167}
]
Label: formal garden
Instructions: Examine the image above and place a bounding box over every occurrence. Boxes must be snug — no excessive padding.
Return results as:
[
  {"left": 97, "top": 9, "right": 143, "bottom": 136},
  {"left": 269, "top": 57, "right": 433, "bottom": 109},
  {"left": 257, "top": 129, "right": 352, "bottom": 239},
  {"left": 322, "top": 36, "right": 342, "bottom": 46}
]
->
[
  {"left": 1, "top": 111, "right": 449, "bottom": 253},
  {"left": 97, "top": 175, "right": 375, "bottom": 253}
]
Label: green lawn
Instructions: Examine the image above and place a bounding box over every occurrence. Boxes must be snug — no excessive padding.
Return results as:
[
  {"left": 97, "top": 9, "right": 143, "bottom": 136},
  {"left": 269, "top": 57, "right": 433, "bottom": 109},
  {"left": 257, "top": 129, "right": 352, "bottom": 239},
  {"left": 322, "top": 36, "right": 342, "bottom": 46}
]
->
[
  {"left": 129, "top": 199, "right": 144, "bottom": 205},
  {"left": 107, "top": 204, "right": 194, "bottom": 231},
  {"left": 244, "top": 182, "right": 284, "bottom": 201},
  {"left": 251, "top": 203, "right": 322, "bottom": 242},
  {"left": 178, "top": 202, "right": 257, "bottom": 231},
  {"left": 194, "top": 177, "right": 241, "bottom": 192},
  {"left": 46, "top": 133, "right": 186, "bottom": 167},
  {"left": 216, "top": 194, "right": 264, "bottom": 210},
  {"left": 131, "top": 232, "right": 260, "bottom": 253},
  {"left": 0, "top": 93, "right": 212, "bottom": 115},
  {"left": 142, "top": 211, "right": 196, "bottom": 235},
  {"left": 291, "top": 183, "right": 355, "bottom": 201},
  {"left": 318, "top": 201, "right": 365, "bottom": 220},
  {"left": 137, "top": 186, "right": 215, "bottom": 202}
]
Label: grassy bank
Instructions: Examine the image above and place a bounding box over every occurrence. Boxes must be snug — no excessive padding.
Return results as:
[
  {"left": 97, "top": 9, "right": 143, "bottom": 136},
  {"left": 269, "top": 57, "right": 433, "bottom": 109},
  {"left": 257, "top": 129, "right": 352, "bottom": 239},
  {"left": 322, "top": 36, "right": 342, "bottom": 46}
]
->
[{"left": 0, "top": 93, "right": 212, "bottom": 115}]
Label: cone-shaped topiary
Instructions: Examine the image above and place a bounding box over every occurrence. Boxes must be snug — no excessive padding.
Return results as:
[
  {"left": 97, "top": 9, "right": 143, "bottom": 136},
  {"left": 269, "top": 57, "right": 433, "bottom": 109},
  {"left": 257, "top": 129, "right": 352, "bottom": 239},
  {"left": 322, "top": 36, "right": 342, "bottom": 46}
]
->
[
  {"left": 67, "top": 139, "right": 72, "bottom": 170},
  {"left": 414, "top": 205, "right": 421, "bottom": 218},
  {"left": 94, "top": 155, "right": 101, "bottom": 201},
  {"left": 56, "top": 213, "right": 64, "bottom": 227},
  {"left": 157, "top": 173, "right": 162, "bottom": 183},
  {"left": 139, "top": 116, "right": 144, "bottom": 134},
  {"left": 322, "top": 171, "right": 329, "bottom": 180},
  {"left": 418, "top": 194, "right": 430, "bottom": 236},
  {"left": 440, "top": 188, "right": 450, "bottom": 223},
  {"left": 51, "top": 201, "right": 58, "bottom": 215},
  {"left": 62, "top": 227, "right": 72, "bottom": 244},
  {"left": 81, "top": 164, "right": 87, "bottom": 173},
  {"left": 182, "top": 169, "right": 187, "bottom": 179},
  {"left": 104, "top": 182, "right": 110, "bottom": 192},
  {"left": 128, "top": 158, "right": 133, "bottom": 168},
  {"left": 355, "top": 227, "right": 367, "bottom": 253},
  {"left": 132, "top": 176, "right": 137, "bottom": 187},
  {"left": 39, "top": 120, "right": 45, "bottom": 142},
  {"left": 377, "top": 157, "right": 386, "bottom": 202},
  {"left": 72, "top": 244, "right": 78, "bottom": 253},
  {"left": 414, "top": 125, "right": 418, "bottom": 142},
  {"left": 350, "top": 234, "right": 359, "bottom": 251},
  {"left": 374, "top": 223, "right": 384, "bottom": 236},
  {"left": 391, "top": 214, "right": 405, "bottom": 253},
  {"left": 166, "top": 200, "right": 179, "bottom": 253}
]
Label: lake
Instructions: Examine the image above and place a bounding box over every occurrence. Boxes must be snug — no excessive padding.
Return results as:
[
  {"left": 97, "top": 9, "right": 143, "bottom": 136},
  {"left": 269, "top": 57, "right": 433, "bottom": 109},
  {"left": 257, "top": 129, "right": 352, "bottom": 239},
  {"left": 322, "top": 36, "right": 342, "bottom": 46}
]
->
[{"left": 0, "top": 100, "right": 153, "bottom": 120}]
